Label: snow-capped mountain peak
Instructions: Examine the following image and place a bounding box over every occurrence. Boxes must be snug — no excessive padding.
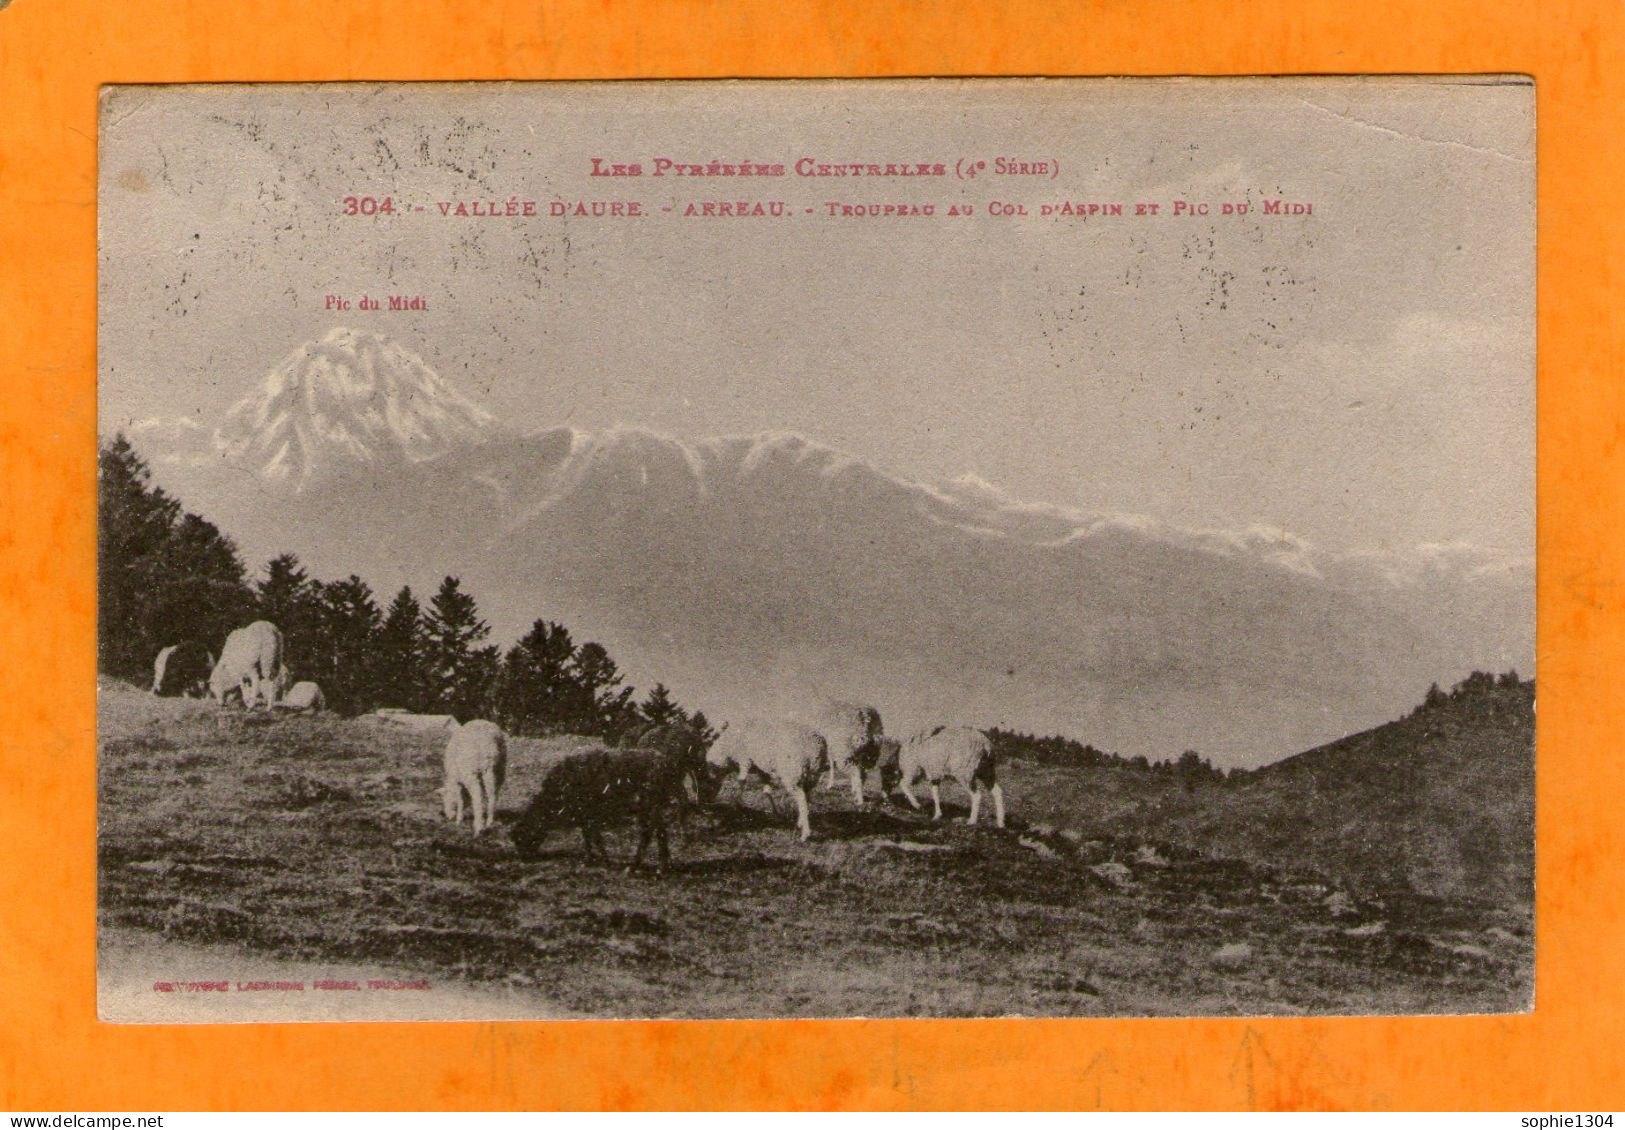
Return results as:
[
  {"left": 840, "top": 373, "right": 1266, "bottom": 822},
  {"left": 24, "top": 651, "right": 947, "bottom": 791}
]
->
[{"left": 212, "top": 328, "right": 496, "bottom": 489}]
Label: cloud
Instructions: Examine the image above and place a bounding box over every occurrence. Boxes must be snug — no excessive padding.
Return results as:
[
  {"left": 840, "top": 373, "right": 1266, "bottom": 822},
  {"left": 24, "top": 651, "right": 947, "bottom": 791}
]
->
[{"left": 126, "top": 416, "right": 216, "bottom": 468}]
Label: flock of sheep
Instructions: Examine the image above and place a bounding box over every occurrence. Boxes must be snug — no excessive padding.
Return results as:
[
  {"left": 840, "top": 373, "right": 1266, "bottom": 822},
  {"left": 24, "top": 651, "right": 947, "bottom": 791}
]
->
[
  {"left": 151, "top": 619, "right": 1009, "bottom": 873},
  {"left": 150, "top": 621, "right": 323, "bottom": 711},
  {"left": 443, "top": 704, "right": 1008, "bottom": 871}
]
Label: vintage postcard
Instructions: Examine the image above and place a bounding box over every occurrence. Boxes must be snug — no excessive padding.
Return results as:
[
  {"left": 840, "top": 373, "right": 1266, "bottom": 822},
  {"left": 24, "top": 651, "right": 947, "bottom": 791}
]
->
[{"left": 96, "top": 78, "right": 1534, "bottom": 1022}]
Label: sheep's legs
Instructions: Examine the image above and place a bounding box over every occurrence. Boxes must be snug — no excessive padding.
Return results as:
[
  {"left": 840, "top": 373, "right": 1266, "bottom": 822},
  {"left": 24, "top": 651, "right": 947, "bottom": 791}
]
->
[
  {"left": 470, "top": 777, "right": 489, "bottom": 834},
  {"left": 930, "top": 784, "right": 943, "bottom": 821},
  {"left": 675, "top": 780, "right": 694, "bottom": 834},
  {"left": 479, "top": 777, "right": 495, "bottom": 834},
  {"left": 849, "top": 764, "right": 866, "bottom": 807},
  {"left": 631, "top": 820, "right": 654, "bottom": 870},
  {"left": 792, "top": 787, "right": 812, "bottom": 841},
  {"left": 448, "top": 783, "right": 464, "bottom": 825},
  {"left": 899, "top": 779, "right": 922, "bottom": 810},
  {"left": 581, "top": 824, "right": 609, "bottom": 862},
  {"left": 625, "top": 813, "right": 671, "bottom": 872},
  {"left": 991, "top": 782, "right": 1006, "bottom": 828},
  {"left": 967, "top": 786, "right": 982, "bottom": 826}
]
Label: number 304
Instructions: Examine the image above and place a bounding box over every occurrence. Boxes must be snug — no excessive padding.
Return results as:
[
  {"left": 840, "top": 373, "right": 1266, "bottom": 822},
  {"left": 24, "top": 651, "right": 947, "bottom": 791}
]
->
[{"left": 342, "top": 196, "right": 396, "bottom": 216}]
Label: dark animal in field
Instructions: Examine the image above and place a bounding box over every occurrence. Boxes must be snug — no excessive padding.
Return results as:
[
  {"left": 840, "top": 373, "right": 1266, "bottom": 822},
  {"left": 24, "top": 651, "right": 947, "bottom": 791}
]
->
[
  {"left": 151, "top": 641, "right": 214, "bottom": 697},
  {"left": 616, "top": 722, "right": 713, "bottom": 811},
  {"left": 511, "top": 747, "right": 687, "bottom": 871}
]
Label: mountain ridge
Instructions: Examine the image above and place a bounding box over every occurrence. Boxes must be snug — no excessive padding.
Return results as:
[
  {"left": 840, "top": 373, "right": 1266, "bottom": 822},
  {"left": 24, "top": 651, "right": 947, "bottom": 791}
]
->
[{"left": 123, "top": 329, "right": 1534, "bottom": 766}]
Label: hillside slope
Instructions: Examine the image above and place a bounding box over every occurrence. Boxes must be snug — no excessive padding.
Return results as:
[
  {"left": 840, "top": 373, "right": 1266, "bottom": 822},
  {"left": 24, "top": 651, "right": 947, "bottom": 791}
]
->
[
  {"left": 1008, "top": 681, "right": 1534, "bottom": 907},
  {"left": 97, "top": 681, "right": 1531, "bottom": 1017}
]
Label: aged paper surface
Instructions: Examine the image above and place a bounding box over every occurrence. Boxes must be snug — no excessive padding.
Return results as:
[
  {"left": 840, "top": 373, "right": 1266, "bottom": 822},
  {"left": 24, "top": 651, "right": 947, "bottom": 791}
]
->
[{"left": 97, "top": 78, "right": 1533, "bottom": 1022}]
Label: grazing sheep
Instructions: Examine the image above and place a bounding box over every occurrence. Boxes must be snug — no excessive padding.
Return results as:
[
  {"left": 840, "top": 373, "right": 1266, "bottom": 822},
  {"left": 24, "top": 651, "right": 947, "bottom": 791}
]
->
[
  {"left": 152, "top": 641, "right": 214, "bottom": 697},
  {"left": 707, "top": 720, "right": 830, "bottom": 841},
  {"left": 511, "top": 746, "right": 686, "bottom": 871},
  {"left": 807, "top": 701, "right": 885, "bottom": 805},
  {"left": 877, "top": 726, "right": 1005, "bottom": 828},
  {"left": 440, "top": 719, "right": 508, "bottom": 835},
  {"left": 209, "top": 621, "right": 288, "bottom": 709},
  {"left": 280, "top": 680, "right": 326, "bottom": 712}
]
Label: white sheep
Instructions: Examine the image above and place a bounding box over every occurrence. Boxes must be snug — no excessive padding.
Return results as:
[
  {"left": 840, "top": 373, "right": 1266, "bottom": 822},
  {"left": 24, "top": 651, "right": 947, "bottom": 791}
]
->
[
  {"left": 806, "top": 701, "right": 885, "bottom": 806},
  {"left": 440, "top": 719, "right": 508, "bottom": 835},
  {"left": 878, "top": 726, "right": 1005, "bottom": 828},
  {"left": 208, "top": 620, "right": 288, "bottom": 709},
  {"left": 707, "top": 719, "right": 830, "bottom": 841},
  {"left": 280, "top": 681, "right": 326, "bottom": 712}
]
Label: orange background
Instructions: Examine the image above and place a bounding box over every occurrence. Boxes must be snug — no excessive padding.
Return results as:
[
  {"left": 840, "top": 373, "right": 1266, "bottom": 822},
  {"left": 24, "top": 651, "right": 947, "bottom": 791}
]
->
[{"left": 1, "top": 0, "right": 1620, "bottom": 1111}]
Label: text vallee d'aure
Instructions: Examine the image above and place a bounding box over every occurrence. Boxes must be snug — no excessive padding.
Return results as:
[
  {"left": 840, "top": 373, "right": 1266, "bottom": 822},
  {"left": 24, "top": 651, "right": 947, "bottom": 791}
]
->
[{"left": 335, "top": 152, "right": 1314, "bottom": 222}]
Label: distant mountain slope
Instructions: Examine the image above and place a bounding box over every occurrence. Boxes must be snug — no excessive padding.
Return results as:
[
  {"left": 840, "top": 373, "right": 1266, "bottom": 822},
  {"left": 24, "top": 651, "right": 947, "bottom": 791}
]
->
[
  {"left": 126, "top": 329, "right": 1534, "bottom": 766},
  {"left": 1008, "top": 680, "right": 1534, "bottom": 905},
  {"left": 1234, "top": 679, "right": 1534, "bottom": 905}
]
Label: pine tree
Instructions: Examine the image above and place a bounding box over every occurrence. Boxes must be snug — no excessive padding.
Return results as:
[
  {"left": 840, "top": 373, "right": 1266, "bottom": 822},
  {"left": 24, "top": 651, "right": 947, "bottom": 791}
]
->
[
  {"left": 98, "top": 434, "right": 254, "bottom": 681},
  {"left": 255, "top": 553, "right": 323, "bottom": 678},
  {"left": 256, "top": 553, "right": 312, "bottom": 626},
  {"left": 463, "top": 644, "right": 501, "bottom": 723},
  {"left": 424, "top": 576, "right": 491, "bottom": 719},
  {"left": 374, "top": 586, "right": 429, "bottom": 711},
  {"left": 488, "top": 620, "right": 578, "bottom": 735},
  {"left": 316, "top": 575, "right": 382, "bottom": 713},
  {"left": 640, "top": 682, "right": 684, "bottom": 728},
  {"left": 685, "top": 709, "right": 720, "bottom": 750},
  {"left": 569, "top": 641, "right": 633, "bottom": 734},
  {"left": 100, "top": 434, "right": 183, "bottom": 678}
]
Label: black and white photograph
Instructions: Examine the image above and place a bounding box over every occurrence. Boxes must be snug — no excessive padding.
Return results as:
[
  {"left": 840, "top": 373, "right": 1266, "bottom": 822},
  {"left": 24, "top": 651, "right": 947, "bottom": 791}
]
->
[{"left": 96, "top": 78, "right": 1534, "bottom": 1021}]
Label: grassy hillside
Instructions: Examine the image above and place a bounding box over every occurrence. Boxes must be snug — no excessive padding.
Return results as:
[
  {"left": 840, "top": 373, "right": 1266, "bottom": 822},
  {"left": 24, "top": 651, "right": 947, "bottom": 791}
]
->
[
  {"left": 1003, "top": 681, "right": 1534, "bottom": 909},
  {"left": 99, "top": 680, "right": 1531, "bottom": 1017}
]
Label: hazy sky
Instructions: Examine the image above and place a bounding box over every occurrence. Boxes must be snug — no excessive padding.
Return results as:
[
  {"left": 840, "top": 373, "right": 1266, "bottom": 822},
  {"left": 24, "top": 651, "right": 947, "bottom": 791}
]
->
[{"left": 99, "top": 79, "right": 1533, "bottom": 556}]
